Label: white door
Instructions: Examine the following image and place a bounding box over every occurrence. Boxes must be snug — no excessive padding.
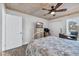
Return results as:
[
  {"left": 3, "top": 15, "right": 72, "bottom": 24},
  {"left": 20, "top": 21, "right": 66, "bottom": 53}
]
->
[{"left": 5, "top": 14, "right": 22, "bottom": 50}]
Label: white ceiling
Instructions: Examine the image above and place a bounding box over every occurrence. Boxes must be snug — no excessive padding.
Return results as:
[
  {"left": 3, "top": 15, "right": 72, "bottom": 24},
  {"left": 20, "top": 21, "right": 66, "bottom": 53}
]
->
[{"left": 5, "top": 3, "right": 79, "bottom": 20}]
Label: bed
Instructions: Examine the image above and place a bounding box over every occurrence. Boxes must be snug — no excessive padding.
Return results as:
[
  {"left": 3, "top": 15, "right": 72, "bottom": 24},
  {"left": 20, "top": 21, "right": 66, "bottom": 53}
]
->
[{"left": 26, "top": 36, "right": 79, "bottom": 56}]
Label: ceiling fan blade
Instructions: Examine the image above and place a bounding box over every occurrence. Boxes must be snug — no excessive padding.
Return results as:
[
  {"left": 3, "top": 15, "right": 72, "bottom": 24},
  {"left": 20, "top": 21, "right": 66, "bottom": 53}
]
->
[
  {"left": 42, "top": 8, "right": 50, "bottom": 11},
  {"left": 55, "top": 9, "right": 67, "bottom": 12},
  {"left": 55, "top": 3, "right": 63, "bottom": 9}
]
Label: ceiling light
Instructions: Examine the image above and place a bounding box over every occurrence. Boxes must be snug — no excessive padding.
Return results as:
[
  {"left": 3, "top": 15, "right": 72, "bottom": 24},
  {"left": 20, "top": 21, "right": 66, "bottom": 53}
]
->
[{"left": 51, "top": 12, "right": 55, "bottom": 15}]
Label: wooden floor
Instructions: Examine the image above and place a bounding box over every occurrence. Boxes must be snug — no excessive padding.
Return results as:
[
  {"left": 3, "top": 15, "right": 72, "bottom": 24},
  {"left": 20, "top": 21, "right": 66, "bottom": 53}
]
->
[{"left": 2, "top": 44, "right": 28, "bottom": 56}]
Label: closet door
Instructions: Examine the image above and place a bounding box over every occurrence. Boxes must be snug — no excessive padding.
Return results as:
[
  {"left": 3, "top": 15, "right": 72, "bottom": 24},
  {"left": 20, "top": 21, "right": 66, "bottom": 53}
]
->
[{"left": 5, "top": 14, "right": 22, "bottom": 50}]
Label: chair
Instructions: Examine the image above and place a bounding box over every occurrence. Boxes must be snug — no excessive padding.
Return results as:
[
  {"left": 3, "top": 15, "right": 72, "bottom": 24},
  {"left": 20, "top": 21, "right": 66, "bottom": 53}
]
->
[{"left": 69, "top": 31, "right": 78, "bottom": 40}]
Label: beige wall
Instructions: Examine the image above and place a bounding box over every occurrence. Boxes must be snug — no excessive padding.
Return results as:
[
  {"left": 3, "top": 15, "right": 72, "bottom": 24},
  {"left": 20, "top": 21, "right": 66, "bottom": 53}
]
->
[
  {"left": 0, "top": 4, "right": 6, "bottom": 51},
  {"left": 48, "top": 20, "right": 65, "bottom": 37},
  {"left": 7, "top": 9, "right": 79, "bottom": 41},
  {"left": 0, "top": 4, "right": 2, "bottom": 51},
  {"left": 48, "top": 12, "right": 79, "bottom": 39},
  {"left": 6, "top": 7, "right": 79, "bottom": 43},
  {"left": 6, "top": 9, "right": 48, "bottom": 45}
]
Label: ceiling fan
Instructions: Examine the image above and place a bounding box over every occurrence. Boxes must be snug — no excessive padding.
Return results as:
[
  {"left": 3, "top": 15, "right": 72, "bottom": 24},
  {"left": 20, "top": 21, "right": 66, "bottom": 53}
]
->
[{"left": 42, "top": 3, "right": 67, "bottom": 16}]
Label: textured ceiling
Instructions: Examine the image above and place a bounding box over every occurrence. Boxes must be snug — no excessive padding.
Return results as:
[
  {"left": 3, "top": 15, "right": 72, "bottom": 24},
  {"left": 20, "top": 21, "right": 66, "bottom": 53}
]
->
[{"left": 5, "top": 3, "right": 79, "bottom": 20}]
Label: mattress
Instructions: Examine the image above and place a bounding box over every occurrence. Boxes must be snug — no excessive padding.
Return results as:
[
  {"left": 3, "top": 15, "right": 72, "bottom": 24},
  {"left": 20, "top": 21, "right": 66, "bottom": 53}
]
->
[{"left": 26, "top": 36, "right": 79, "bottom": 56}]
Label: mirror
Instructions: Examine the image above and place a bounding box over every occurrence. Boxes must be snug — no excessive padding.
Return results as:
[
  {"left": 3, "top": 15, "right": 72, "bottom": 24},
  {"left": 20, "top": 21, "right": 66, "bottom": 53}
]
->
[
  {"left": 65, "top": 19, "right": 79, "bottom": 40},
  {"left": 66, "top": 19, "right": 79, "bottom": 35},
  {"left": 36, "top": 22, "right": 43, "bottom": 28}
]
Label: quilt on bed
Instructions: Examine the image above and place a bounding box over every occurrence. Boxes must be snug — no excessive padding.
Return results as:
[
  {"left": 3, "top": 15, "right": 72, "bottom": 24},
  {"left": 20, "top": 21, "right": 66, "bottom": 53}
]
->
[{"left": 26, "top": 36, "right": 79, "bottom": 56}]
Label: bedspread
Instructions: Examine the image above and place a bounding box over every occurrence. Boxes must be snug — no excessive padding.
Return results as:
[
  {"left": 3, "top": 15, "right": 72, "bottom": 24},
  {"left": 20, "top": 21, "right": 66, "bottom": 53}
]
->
[{"left": 26, "top": 36, "right": 79, "bottom": 56}]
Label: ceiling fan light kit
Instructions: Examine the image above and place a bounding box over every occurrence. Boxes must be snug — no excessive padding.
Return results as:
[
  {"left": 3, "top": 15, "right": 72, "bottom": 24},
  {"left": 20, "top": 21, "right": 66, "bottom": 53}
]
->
[
  {"left": 51, "top": 12, "right": 55, "bottom": 14},
  {"left": 42, "top": 3, "right": 67, "bottom": 16},
  {"left": 51, "top": 12, "right": 56, "bottom": 16}
]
